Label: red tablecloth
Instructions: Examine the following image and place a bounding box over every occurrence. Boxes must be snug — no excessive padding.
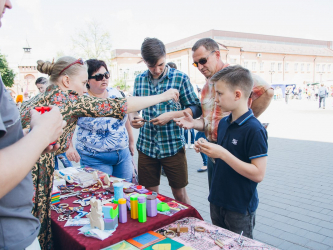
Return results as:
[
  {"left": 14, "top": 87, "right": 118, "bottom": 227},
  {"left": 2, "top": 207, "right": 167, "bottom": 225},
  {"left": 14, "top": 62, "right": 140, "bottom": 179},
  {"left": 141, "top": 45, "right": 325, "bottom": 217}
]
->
[{"left": 52, "top": 189, "right": 203, "bottom": 250}]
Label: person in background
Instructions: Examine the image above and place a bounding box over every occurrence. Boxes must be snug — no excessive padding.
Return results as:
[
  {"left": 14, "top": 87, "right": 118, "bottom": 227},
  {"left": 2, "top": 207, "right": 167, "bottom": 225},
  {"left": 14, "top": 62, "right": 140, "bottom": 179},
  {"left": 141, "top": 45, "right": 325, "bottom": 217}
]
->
[
  {"left": 66, "top": 59, "right": 135, "bottom": 182},
  {"left": 35, "top": 77, "right": 49, "bottom": 93},
  {"left": 285, "top": 87, "right": 290, "bottom": 104},
  {"left": 116, "top": 85, "right": 126, "bottom": 97},
  {"left": 195, "top": 130, "right": 208, "bottom": 172},
  {"left": 23, "top": 91, "right": 30, "bottom": 101},
  {"left": 298, "top": 87, "right": 302, "bottom": 100},
  {"left": 318, "top": 83, "right": 327, "bottom": 109}
]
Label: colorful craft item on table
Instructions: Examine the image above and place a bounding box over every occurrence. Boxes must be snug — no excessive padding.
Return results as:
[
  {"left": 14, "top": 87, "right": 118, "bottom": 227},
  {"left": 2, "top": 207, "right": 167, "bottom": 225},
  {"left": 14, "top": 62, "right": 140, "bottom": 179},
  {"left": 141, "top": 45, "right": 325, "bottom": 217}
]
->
[
  {"left": 143, "top": 238, "right": 184, "bottom": 250},
  {"left": 146, "top": 195, "right": 157, "bottom": 217},
  {"left": 124, "top": 188, "right": 135, "bottom": 193},
  {"left": 166, "top": 202, "right": 178, "bottom": 208},
  {"left": 118, "top": 198, "right": 127, "bottom": 223},
  {"left": 103, "top": 203, "right": 118, "bottom": 219},
  {"left": 126, "top": 231, "right": 165, "bottom": 250},
  {"left": 130, "top": 194, "right": 139, "bottom": 219},
  {"left": 104, "top": 217, "right": 118, "bottom": 230},
  {"left": 113, "top": 182, "right": 124, "bottom": 201},
  {"left": 34, "top": 107, "right": 56, "bottom": 145},
  {"left": 87, "top": 197, "right": 104, "bottom": 230},
  {"left": 157, "top": 202, "right": 170, "bottom": 212},
  {"left": 138, "top": 196, "right": 147, "bottom": 223},
  {"left": 51, "top": 190, "right": 61, "bottom": 206},
  {"left": 101, "top": 240, "right": 140, "bottom": 250}
]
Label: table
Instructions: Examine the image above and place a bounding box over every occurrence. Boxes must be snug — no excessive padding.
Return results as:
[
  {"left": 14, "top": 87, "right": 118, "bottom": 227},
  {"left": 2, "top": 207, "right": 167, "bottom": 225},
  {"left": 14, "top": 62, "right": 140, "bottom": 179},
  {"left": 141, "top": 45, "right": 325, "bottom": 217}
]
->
[{"left": 51, "top": 188, "right": 203, "bottom": 250}]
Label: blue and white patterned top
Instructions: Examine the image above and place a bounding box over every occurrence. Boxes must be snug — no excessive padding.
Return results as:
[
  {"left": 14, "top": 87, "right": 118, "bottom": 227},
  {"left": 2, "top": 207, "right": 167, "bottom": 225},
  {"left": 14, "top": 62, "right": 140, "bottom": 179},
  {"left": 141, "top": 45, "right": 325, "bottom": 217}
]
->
[{"left": 76, "top": 87, "right": 128, "bottom": 153}]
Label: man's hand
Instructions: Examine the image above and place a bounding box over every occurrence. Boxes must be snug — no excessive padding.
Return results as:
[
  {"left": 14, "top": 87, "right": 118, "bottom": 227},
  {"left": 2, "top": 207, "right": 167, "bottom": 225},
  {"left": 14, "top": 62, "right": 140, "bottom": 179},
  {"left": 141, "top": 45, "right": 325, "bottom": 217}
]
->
[
  {"left": 66, "top": 147, "right": 81, "bottom": 163},
  {"left": 29, "top": 106, "right": 66, "bottom": 154},
  {"left": 194, "top": 138, "right": 225, "bottom": 159},
  {"left": 150, "top": 112, "right": 173, "bottom": 126},
  {"left": 174, "top": 111, "right": 195, "bottom": 129},
  {"left": 130, "top": 116, "right": 146, "bottom": 129}
]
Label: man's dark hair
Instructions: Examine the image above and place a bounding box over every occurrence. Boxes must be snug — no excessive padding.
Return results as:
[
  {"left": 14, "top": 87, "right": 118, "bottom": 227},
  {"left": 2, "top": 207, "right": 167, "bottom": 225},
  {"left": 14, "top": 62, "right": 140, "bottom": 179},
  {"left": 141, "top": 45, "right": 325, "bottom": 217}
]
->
[
  {"left": 85, "top": 59, "right": 109, "bottom": 89},
  {"left": 141, "top": 38, "right": 166, "bottom": 67},
  {"left": 210, "top": 65, "right": 253, "bottom": 98},
  {"left": 167, "top": 62, "right": 177, "bottom": 69},
  {"left": 35, "top": 77, "right": 47, "bottom": 85},
  {"left": 192, "top": 38, "right": 219, "bottom": 52}
]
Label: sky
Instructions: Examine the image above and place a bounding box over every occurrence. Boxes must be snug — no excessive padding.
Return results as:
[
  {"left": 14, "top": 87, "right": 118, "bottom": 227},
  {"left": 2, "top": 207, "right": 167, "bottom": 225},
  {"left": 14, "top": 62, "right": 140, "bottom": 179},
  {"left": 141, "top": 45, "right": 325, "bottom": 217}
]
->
[{"left": 1, "top": 0, "right": 333, "bottom": 67}]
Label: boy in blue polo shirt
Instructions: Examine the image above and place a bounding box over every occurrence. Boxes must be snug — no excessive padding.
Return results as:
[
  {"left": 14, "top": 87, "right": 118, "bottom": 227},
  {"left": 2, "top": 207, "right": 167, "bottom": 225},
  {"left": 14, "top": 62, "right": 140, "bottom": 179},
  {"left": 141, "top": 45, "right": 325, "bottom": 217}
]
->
[{"left": 195, "top": 65, "right": 268, "bottom": 239}]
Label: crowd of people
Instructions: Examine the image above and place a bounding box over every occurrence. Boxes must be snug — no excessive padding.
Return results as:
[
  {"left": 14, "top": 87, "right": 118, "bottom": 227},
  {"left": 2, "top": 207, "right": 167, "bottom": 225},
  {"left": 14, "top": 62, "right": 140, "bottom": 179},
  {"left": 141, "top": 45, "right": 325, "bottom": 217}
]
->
[{"left": 0, "top": 1, "right": 275, "bottom": 250}]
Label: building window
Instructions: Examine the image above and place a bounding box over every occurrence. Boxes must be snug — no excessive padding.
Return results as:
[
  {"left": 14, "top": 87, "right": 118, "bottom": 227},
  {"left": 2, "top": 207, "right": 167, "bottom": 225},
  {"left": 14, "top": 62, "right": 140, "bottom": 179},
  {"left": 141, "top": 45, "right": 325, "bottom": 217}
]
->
[
  {"left": 322, "top": 64, "right": 326, "bottom": 72},
  {"left": 252, "top": 62, "right": 256, "bottom": 71},
  {"left": 244, "top": 61, "right": 248, "bottom": 69},
  {"left": 278, "top": 63, "right": 282, "bottom": 71},
  {"left": 271, "top": 62, "right": 275, "bottom": 71},
  {"left": 285, "top": 63, "right": 289, "bottom": 72},
  {"left": 307, "top": 64, "right": 310, "bottom": 72},
  {"left": 316, "top": 64, "right": 319, "bottom": 71},
  {"left": 294, "top": 63, "right": 298, "bottom": 72},
  {"left": 260, "top": 62, "right": 264, "bottom": 71},
  {"left": 230, "top": 58, "right": 237, "bottom": 64},
  {"left": 301, "top": 63, "right": 304, "bottom": 72},
  {"left": 328, "top": 64, "right": 331, "bottom": 72}
]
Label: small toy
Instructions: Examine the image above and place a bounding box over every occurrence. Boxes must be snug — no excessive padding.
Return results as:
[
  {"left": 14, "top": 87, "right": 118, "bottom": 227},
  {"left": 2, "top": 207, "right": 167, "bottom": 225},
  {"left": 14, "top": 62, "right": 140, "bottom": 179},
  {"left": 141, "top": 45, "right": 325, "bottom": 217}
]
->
[
  {"left": 74, "top": 211, "right": 88, "bottom": 220},
  {"left": 130, "top": 194, "right": 138, "bottom": 219},
  {"left": 138, "top": 196, "right": 147, "bottom": 223},
  {"left": 157, "top": 202, "right": 170, "bottom": 212},
  {"left": 86, "top": 197, "right": 104, "bottom": 230},
  {"left": 113, "top": 182, "right": 124, "bottom": 201},
  {"left": 102, "top": 203, "right": 119, "bottom": 230},
  {"left": 118, "top": 198, "right": 127, "bottom": 223}
]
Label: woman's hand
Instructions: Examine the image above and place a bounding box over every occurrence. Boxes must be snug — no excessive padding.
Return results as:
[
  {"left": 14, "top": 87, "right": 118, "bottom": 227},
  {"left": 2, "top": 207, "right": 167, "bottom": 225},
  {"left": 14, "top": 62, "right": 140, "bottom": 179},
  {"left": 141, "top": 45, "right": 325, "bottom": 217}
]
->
[
  {"left": 163, "top": 89, "right": 179, "bottom": 102},
  {"left": 66, "top": 146, "right": 81, "bottom": 163}
]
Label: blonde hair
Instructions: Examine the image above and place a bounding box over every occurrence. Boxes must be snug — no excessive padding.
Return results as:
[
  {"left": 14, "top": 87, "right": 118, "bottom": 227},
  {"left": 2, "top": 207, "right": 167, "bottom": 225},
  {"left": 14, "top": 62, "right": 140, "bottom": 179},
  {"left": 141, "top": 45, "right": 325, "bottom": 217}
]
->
[{"left": 37, "top": 56, "right": 87, "bottom": 83}]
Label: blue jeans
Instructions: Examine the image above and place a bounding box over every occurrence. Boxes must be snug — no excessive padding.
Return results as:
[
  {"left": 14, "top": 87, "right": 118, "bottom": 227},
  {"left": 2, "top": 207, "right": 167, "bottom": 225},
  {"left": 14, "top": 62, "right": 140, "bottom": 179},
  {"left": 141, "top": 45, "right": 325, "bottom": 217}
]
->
[
  {"left": 184, "top": 129, "right": 195, "bottom": 144},
  {"left": 319, "top": 96, "right": 325, "bottom": 108},
  {"left": 77, "top": 148, "right": 133, "bottom": 182},
  {"left": 54, "top": 152, "right": 73, "bottom": 170},
  {"left": 195, "top": 131, "right": 208, "bottom": 166}
]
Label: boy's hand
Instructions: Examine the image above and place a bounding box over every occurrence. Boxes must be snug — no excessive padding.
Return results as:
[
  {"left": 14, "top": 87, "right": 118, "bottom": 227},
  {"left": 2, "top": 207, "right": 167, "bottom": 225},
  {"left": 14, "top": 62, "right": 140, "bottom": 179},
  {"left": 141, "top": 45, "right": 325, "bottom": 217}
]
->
[
  {"left": 174, "top": 111, "right": 194, "bottom": 129},
  {"left": 195, "top": 138, "right": 225, "bottom": 159}
]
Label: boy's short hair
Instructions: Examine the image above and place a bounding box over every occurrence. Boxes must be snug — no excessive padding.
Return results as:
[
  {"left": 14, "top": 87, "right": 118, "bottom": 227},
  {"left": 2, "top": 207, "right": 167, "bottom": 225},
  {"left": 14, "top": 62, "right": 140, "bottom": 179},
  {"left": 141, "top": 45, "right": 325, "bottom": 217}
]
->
[
  {"left": 141, "top": 38, "right": 166, "bottom": 67},
  {"left": 211, "top": 65, "right": 253, "bottom": 98}
]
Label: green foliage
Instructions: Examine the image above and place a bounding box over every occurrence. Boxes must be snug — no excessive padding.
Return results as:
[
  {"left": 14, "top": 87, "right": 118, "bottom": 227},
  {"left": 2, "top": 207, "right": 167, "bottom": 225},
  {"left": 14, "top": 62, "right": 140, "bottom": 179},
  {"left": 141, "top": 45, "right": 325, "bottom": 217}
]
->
[
  {"left": 113, "top": 78, "right": 129, "bottom": 91},
  {"left": 0, "top": 52, "right": 16, "bottom": 87}
]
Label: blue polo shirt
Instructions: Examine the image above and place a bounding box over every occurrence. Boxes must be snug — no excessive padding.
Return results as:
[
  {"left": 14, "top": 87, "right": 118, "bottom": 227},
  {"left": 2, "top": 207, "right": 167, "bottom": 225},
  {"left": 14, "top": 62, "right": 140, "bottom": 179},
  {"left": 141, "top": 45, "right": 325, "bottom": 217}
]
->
[{"left": 208, "top": 109, "right": 268, "bottom": 214}]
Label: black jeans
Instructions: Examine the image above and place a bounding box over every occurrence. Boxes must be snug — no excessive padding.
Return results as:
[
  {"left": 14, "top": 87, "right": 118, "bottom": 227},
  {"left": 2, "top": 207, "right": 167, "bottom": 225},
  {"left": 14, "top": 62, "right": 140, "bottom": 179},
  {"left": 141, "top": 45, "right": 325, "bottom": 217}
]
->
[
  {"left": 319, "top": 96, "right": 325, "bottom": 108},
  {"left": 210, "top": 203, "right": 256, "bottom": 239}
]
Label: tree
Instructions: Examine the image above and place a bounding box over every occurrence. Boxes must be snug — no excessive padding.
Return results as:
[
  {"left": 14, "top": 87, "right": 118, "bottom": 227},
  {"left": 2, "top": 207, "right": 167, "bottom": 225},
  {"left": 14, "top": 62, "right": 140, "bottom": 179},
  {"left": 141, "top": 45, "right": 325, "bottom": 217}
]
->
[
  {"left": 0, "top": 52, "right": 16, "bottom": 87},
  {"left": 71, "top": 20, "right": 112, "bottom": 62},
  {"left": 113, "top": 78, "right": 129, "bottom": 91}
]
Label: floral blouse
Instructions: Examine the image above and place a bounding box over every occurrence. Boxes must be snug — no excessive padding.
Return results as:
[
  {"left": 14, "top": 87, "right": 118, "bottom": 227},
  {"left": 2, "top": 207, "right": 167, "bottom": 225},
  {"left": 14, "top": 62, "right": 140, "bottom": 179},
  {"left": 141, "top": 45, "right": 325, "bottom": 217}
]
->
[
  {"left": 76, "top": 87, "right": 129, "bottom": 153},
  {"left": 20, "top": 84, "right": 127, "bottom": 154}
]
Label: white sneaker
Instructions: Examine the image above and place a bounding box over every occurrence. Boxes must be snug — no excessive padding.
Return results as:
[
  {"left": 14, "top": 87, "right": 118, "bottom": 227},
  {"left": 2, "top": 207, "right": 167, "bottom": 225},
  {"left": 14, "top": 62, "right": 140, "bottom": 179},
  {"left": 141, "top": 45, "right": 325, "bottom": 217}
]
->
[{"left": 190, "top": 144, "right": 194, "bottom": 149}]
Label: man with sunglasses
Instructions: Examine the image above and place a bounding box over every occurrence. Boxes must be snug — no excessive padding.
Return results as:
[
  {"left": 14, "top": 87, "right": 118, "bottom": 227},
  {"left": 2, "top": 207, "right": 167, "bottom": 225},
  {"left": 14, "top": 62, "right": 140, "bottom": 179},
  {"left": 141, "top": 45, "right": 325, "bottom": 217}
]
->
[
  {"left": 175, "top": 38, "right": 273, "bottom": 190},
  {"left": 129, "top": 38, "right": 201, "bottom": 204}
]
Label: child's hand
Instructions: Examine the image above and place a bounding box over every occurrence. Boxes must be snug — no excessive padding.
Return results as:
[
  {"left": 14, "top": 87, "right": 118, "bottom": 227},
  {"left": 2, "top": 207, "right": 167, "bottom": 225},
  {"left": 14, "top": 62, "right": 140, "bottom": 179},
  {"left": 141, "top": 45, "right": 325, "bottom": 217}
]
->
[{"left": 195, "top": 138, "right": 225, "bottom": 159}]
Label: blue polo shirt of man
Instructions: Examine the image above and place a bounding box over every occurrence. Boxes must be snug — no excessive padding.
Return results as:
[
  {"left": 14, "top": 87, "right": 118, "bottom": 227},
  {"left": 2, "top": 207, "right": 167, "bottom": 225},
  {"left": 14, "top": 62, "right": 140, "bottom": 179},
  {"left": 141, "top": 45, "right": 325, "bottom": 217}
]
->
[{"left": 208, "top": 109, "right": 268, "bottom": 237}]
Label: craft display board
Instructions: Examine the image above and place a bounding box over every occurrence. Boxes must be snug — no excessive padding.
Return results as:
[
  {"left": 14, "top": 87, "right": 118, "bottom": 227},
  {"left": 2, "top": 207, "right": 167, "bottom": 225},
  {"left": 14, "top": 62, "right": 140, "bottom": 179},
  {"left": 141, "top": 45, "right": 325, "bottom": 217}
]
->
[
  {"left": 156, "top": 217, "right": 278, "bottom": 250},
  {"left": 127, "top": 231, "right": 165, "bottom": 249}
]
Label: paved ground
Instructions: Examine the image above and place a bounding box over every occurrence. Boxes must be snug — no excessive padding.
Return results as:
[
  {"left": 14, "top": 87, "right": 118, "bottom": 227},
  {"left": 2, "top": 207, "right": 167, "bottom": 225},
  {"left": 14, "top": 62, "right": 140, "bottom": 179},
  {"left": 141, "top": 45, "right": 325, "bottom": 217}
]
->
[{"left": 67, "top": 96, "right": 333, "bottom": 249}]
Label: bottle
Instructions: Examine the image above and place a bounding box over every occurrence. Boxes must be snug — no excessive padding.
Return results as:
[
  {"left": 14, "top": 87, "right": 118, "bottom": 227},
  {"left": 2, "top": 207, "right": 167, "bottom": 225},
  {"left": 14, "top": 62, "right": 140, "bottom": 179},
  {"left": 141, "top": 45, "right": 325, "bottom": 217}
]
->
[
  {"left": 130, "top": 194, "right": 138, "bottom": 219},
  {"left": 118, "top": 198, "right": 127, "bottom": 223},
  {"left": 146, "top": 195, "right": 157, "bottom": 217},
  {"left": 138, "top": 196, "right": 147, "bottom": 223},
  {"left": 113, "top": 182, "right": 124, "bottom": 201}
]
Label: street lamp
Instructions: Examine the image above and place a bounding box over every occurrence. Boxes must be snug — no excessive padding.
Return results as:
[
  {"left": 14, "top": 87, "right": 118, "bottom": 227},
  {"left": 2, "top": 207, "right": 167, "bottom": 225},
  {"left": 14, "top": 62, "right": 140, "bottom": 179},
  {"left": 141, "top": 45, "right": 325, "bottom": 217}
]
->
[{"left": 269, "top": 70, "right": 275, "bottom": 83}]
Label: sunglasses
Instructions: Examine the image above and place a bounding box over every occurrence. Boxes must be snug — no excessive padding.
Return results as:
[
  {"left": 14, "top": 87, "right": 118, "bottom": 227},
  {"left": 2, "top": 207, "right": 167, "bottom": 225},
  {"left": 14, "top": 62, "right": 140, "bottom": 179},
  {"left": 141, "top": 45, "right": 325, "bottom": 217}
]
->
[
  {"left": 192, "top": 51, "right": 216, "bottom": 67},
  {"left": 88, "top": 72, "right": 110, "bottom": 81},
  {"left": 59, "top": 58, "right": 84, "bottom": 76}
]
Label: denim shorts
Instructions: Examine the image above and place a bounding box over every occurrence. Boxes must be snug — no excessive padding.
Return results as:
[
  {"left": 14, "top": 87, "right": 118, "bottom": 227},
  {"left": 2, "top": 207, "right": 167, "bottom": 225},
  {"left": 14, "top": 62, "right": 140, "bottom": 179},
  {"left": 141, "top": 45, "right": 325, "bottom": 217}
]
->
[
  {"left": 77, "top": 148, "right": 133, "bottom": 182},
  {"left": 210, "top": 203, "right": 256, "bottom": 239}
]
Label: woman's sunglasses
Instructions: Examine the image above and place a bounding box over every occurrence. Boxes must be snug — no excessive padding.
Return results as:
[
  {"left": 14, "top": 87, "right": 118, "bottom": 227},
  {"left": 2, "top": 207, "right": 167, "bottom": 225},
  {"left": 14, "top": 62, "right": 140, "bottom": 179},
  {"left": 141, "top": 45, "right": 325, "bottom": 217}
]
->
[
  {"left": 192, "top": 51, "right": 216, "bottom": 68},
  {"left": 88, "top": 72, "right": 110, "bottom": 81}
]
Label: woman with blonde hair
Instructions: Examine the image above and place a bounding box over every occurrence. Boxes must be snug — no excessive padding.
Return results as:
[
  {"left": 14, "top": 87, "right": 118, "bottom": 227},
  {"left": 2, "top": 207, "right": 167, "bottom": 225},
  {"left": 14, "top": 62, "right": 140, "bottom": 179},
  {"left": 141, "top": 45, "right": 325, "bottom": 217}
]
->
[{"left": 20, "top": 56, "right": 178, "bottom": 249}]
